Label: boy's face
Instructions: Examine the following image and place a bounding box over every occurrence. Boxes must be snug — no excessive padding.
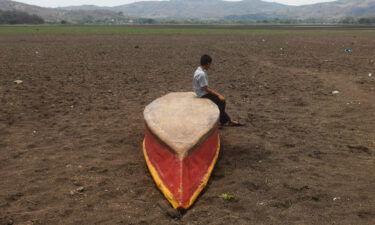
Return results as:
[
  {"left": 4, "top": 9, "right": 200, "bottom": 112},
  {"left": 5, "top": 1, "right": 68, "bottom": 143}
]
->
[{"left": 202, "top": 63, "right": 211, "bottom": 70}]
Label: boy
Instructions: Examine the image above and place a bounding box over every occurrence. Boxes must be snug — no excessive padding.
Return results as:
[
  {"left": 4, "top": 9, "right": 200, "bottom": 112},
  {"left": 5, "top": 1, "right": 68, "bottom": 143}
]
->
[{"left": 193, "top": 54, "right": 243, "bottom": 127}]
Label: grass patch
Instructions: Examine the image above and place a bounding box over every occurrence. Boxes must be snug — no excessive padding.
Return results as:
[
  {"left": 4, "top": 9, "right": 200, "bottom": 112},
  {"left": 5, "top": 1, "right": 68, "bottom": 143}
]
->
[
  {"left": 0, "top": 25, "right": 375, "bottom": 35},
  {"left": 219, "top": 193, "right": 235, "bottom": 201}
]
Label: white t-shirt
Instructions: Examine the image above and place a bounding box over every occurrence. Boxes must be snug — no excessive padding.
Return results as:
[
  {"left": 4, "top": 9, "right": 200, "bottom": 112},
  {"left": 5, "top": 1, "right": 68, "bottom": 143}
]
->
[{"left": 192, "top": 66, "right": 209, "bottom": 97}]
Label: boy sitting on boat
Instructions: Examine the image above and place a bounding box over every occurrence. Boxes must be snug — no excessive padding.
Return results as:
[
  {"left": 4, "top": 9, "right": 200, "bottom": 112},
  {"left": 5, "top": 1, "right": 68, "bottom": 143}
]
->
[{"left": 193, "top": 54, "right": 243, "bottom": 127}]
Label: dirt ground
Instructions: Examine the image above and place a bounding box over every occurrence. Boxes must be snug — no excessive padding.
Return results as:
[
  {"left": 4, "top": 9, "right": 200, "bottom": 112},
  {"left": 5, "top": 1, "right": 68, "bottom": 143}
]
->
[{"left": 0, "top": 31, "right": 374, "bottom": 225}]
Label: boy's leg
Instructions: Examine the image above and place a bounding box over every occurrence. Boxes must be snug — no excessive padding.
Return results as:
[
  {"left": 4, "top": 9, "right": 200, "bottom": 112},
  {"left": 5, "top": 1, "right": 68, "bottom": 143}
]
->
[{"left": 202, "top": 94, "right": 231, "bottom": 125}]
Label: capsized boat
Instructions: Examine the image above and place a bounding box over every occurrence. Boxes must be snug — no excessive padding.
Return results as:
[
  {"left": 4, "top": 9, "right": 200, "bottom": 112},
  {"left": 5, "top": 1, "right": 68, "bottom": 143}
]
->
[{"left": 143, "top": 92, "right": 220, "bottom": 210}]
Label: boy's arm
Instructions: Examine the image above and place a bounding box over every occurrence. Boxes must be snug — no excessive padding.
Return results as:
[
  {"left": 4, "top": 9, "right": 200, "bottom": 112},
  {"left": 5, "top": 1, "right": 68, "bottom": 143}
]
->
[{"left": 203, "top": 86, "right": 225, "bottom": 102}]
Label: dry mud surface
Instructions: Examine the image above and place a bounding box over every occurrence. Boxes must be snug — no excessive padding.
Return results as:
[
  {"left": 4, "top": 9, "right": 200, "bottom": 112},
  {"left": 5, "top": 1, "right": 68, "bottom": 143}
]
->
[{"left": 0, "top": 32, "right": 374, "bottom": 225}]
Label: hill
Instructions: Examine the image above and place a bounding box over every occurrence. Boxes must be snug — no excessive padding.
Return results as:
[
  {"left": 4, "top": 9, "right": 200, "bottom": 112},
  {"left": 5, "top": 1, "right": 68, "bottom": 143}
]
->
[
  {"left": 61, "top": 0, "right": 375, "bottom": 20},
  {"left": 0, "top": 0, "right": 59, "bottom": 20},
  {"left": 111, "top": 0, "right": 289, "bottom": 19},
  {"left": 0, "top": 8, "right": 44, "bottom": 24},
  {"left": 0, "top": 0, "right": 135, "bottom": 24},
  {"left": 284, "top": 0, "right": 375, "bottom": 19},
  {"left": 60, "top": 5, "right": 109, "bottom": 11}
]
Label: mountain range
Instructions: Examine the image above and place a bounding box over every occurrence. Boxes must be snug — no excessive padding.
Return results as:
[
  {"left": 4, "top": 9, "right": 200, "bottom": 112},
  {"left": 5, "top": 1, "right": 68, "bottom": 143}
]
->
[
  {"left": 0, "top": 0, "right": 133, "bottom": 23},
  {"left": 1, "top": 0, "right": 375, "bottom": 23},
  {"left": 63, "top": 0, "right": 288, "bottom": 19},
  {"left": 284, "top": 0, "right": 375, "bottom": 19},
  {"left": 60, "top": 0, "right": 375, "bottom": 19}
]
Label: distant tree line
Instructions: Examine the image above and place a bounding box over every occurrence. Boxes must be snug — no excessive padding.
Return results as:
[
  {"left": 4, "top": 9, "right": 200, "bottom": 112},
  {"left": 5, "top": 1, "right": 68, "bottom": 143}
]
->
[
  {"left": 252, "top": 16, "right": 375, "bottom": 25},
  {"left": 53, "top": 15, "right": 375, "bottom": 25},
  {"left": 67, "top": 15, "right": 155, "bottom": 25},
  {"left": 154, "top": 18, "right": 330, "bottom": 25},
  {"left": 339, "top": 16, "right": 375, "bottom": 24},
  {"left": 0, "top": 10, "right": 44, "bottom": 24},
  {"left": 155, "top": 14, "right": 375, "bottom": 25},
  {"left": 58, "top": 15, "right": 375, "bottom": 25}
]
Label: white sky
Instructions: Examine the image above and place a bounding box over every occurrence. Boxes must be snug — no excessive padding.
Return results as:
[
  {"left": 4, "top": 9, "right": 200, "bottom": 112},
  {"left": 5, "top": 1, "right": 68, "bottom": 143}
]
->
[{"left": 14, "top": 0, "right": 337, "bottom": 8}]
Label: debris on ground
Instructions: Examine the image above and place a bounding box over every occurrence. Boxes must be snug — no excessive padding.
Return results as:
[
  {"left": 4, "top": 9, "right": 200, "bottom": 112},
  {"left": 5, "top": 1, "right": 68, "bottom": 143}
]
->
[
  {"left": 13, "top": 80, "right": 23, "bottom": 84},
  {"left": 70, "top": 187, "right": 85, "bottom": 195},
  {"left": 76, "top": 187, "right": 85, "bottom": 193}
]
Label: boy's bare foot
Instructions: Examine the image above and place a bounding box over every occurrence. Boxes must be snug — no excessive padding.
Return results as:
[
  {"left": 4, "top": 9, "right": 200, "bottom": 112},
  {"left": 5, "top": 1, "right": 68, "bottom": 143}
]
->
[{"left": 227, "top": 120, "right": 245, "bottom": 127}]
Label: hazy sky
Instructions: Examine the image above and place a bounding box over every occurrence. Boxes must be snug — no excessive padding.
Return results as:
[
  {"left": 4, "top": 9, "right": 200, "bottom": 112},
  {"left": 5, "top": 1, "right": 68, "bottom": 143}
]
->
[{"left": 15, "top": 0, "right": 337, "bottom": 8}]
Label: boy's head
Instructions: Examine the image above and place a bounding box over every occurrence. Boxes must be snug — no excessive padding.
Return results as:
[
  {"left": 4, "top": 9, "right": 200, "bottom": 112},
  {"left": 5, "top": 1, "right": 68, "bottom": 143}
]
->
[{"left": 200, "top": 54, "right": 212, "bottom": 70}]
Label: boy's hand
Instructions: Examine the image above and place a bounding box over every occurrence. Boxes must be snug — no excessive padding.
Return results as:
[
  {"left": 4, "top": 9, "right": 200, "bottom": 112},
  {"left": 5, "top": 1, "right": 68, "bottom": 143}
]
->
[{"left": 204, "top": 86, "right": 225, "bottom": 102}]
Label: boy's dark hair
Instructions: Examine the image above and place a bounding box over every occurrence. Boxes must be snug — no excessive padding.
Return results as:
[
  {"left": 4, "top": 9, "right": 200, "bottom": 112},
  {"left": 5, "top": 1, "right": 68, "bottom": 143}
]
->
[{"left": 200, "top": 54, "right": 212, "bottom": 66}]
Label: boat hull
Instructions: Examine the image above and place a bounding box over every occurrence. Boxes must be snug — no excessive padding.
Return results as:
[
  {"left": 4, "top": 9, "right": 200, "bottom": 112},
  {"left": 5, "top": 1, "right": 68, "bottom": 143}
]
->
[{"left": 143, "top": 127, "right": 220, "bottom": 210}]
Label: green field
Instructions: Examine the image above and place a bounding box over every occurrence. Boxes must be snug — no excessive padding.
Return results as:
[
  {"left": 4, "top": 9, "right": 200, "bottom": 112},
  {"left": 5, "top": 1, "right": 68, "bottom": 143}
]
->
[{"left": 0, "top": 25, "right": 374, "bottom": 35}]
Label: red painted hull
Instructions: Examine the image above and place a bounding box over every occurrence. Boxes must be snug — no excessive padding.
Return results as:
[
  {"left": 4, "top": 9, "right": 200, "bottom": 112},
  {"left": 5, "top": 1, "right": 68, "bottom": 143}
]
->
[{"left": 143, "top": 127, "right": 220, "bottom": 210}]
